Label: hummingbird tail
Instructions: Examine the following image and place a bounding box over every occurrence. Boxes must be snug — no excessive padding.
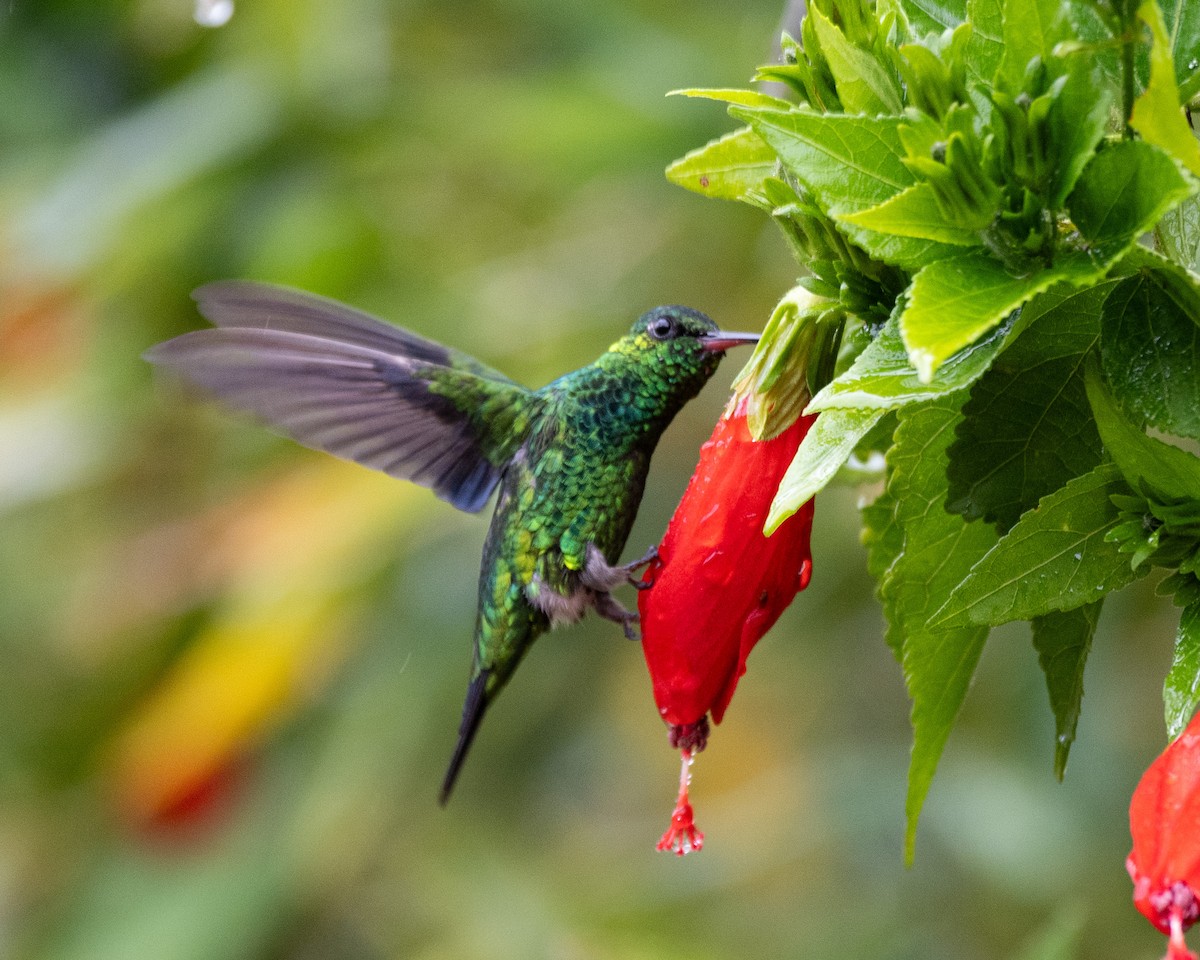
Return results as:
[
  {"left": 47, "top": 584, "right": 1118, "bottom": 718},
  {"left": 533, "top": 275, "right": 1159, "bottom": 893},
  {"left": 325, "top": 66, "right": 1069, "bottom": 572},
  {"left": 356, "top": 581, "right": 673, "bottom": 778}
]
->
[{"left": 439, "top": 670, "right": 491, "bottom": 805}]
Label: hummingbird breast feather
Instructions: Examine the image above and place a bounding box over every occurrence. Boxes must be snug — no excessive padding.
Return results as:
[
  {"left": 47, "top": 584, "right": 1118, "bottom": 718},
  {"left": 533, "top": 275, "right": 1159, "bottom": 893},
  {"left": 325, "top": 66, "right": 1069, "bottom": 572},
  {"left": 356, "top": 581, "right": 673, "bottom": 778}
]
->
[{"left": 525, "top": 573, "right": 591, "bottom": 626}]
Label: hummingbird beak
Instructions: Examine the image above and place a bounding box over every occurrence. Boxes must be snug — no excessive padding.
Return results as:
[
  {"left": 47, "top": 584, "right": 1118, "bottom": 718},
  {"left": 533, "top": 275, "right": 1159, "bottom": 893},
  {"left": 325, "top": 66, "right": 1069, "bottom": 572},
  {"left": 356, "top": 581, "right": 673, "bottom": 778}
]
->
[{"left": 700, "top": 330, "right": 759, "bottom": 353}]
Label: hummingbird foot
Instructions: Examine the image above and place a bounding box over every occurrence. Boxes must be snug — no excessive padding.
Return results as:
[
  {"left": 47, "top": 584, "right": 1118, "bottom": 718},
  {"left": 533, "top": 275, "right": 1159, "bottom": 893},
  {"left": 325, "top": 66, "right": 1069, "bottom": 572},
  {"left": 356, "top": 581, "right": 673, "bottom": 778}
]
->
[
  {"left": 594, "top": 591, "right": 642, "bottom": 641},
  {"left": 623, "top": 545, "right": 660, "bottom": 590},
  {"left": 580, "top": 542, "right": 656, "bottom": 592}
]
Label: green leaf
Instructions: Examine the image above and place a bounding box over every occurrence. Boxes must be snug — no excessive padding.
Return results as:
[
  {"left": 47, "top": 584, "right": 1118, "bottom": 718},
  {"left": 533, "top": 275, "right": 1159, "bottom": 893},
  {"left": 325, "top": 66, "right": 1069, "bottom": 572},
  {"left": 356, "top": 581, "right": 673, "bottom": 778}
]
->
[
  {"left": 935, "top": 462, "right": 1145, "bottom": 627},
  {"left": 966, "top": 0, "right": 1005, "bottom": 85},
  {"left": 1156, "top": 193, "right": 1200, "bottom": 273},
  {"left": 731, "top": 106, "right": 961, "bottom": 269},
  {"left": 1100, "top": 268, "right": 1200, "bottom": 442},
  {"left": 1129, "top": 0, "right": 1200, "bottom": 177},
  {"left": 838, "top": 183, "right": 981, "bottom": 245},
  {"left": 945, "top": 282, "right": 1113, "bottom": 531},
  {"left": 665, "top": 127, "right": 777, "bottom": 206},
  {"left": 1031, "top": 601, "right": 1101, "bottom": 780},
  {"left": 899, "top": 0, "right": 967, "bottom": 35},
  {"left": 862, "top": 486, "right": 906, "bottom": 661},
  {"left": 1063, "top": 1, "right": 1122, "bottom": 88},
  {"left": 809, "top": 304, "right": 1016, "bottom": 411},
  {"left": 1167, "top": 0, "right": 1200, "bottom": 100},
  {"left": 729, "top": 108, "right": 913, "bottom": 207},
  {"left": 1085, "top": 363, "right": 1200, "bottom": 501},
  {"left": 808, "top": 6, "right": 904, "bottom": 115},
  {"left": 667, "top": 88, "right": 793, "bottom": 109},
  {"left": 1165, "top": 599, "right": 1200, "bottom": 737},
  {"left": 900, "top": 249, "right": 1102, "bottom": 381},
  {"left": 882, "top": 396, "right": 997, "bottom": 862},
  {"left": 1067, "top": 140, "right": 1197, "bottom": 260},
  {"left": 997, "top": 0, "right": 1067, "bottom": 93},
  {"left": 1047, "top": 59, "right": 1115, "bottom": 210},
  {"left": 765, "top": 406, "right": 886, "bottom": 533}
]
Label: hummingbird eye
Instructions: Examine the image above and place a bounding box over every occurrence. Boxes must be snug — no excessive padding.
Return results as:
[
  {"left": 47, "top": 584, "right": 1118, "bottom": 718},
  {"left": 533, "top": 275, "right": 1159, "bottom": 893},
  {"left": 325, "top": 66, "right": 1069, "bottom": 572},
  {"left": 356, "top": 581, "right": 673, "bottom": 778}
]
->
[{"left": 648, "top": 316, "right": 678, "bottom": 341}]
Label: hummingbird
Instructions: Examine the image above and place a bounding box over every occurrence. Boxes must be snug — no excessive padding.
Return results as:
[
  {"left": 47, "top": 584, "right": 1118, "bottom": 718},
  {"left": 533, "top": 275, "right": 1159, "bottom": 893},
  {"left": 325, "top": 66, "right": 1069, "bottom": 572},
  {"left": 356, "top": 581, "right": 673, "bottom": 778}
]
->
[{"left": 145, "top": 281, "right": 757, "bottom": 802}]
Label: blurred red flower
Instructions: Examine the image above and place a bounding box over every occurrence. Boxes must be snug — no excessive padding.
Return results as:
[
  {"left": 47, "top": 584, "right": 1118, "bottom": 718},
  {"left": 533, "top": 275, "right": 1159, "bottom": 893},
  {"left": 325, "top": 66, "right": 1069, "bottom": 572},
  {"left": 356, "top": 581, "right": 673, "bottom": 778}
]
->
[{"left": 1128, "top": 711, "right": 1200, "bottom": 960}]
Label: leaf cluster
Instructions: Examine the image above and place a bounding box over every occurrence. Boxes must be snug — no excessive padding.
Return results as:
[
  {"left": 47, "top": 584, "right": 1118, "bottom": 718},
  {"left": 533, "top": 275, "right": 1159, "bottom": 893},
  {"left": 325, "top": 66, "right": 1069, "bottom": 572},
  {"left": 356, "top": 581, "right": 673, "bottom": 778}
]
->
[{"left": 670, "top": 0, "right": 1200, "bottom": 858}]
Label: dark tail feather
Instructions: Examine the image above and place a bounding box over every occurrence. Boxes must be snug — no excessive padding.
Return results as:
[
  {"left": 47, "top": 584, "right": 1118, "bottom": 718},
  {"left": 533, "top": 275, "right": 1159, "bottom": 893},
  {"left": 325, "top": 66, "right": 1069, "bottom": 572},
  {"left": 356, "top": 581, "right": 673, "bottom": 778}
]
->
[{"left": 439, "top": 670, "right": 491, "bottom": 805}]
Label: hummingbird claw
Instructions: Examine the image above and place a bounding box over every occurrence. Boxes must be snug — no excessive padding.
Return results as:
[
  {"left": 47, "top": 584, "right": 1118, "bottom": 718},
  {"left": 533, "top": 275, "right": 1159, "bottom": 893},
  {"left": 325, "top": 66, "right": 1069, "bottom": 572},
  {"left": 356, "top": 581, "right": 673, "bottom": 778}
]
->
[
  {"left": 594, "top": 590, "right": 642, "bottom": 641},
  {"left": 623, "top": 545, "right": 659, "bottom": 590},
  {"left": 625, "top": 544, "right": 659, "bottom": 572}
]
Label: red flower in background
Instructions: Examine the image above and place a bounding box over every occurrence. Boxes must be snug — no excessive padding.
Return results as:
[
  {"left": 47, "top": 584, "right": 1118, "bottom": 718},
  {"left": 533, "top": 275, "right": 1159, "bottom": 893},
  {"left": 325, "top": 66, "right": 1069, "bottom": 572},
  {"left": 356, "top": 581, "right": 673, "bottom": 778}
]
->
[{"left": 1128, "top": 711, "right": 1200, "bottom": 960}]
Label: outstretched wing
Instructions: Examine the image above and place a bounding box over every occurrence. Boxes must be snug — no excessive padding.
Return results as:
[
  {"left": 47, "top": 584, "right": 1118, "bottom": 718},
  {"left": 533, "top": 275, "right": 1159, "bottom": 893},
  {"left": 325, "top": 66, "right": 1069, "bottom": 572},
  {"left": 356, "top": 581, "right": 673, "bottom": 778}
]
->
[{"left": 145, "top": 281, "right": 533, "bottom": 513}]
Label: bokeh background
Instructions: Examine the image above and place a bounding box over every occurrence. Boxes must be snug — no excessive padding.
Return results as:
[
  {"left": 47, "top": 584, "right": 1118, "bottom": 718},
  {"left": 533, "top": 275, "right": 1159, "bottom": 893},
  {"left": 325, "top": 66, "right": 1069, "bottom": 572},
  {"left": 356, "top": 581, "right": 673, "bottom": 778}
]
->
[{"left": 0, "top": 1, "right": 1186, "bottom": 958}]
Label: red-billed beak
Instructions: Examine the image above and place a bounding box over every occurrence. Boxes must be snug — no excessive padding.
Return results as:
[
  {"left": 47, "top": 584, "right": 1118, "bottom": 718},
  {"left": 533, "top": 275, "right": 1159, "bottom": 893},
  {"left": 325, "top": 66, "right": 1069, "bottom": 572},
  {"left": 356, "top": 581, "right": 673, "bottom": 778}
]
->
[{"left": 700, "top": 331, "right": 759, "bottom": 353}]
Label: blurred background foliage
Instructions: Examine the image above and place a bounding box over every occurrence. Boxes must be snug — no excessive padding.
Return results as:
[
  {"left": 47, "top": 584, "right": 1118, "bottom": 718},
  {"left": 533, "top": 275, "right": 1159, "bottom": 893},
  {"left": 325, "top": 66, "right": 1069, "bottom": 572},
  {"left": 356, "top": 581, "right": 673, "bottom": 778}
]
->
[{"left": 0, "top": 1, "right": 1185, "bottom": 958}]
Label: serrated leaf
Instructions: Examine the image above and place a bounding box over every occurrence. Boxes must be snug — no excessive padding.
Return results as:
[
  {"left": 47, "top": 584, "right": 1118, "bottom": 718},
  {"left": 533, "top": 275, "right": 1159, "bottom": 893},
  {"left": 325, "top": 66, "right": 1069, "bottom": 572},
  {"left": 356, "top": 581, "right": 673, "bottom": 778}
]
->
[
  {"left": 1165, "top": 600, "right": 1200, "bottom": 737},
  {"left": 1064, "top": 2, "right": 1122, "bottom": 87},
  {"left": 765, "top": 406, "right": 886, "bottom": 533},
  {"left": 900, "top": 249, "right": 1103, "bottom": 382},
  {"left": 945, "top": 282, "right": 1113, "bottom": 531},
  {"left": 838, "top": 183, "right": 981, "bottom": 245},
  {"left": 1129, "top": 0, "right": 1200, "bottom": 177},
  {"left": 966, "top": 0, "right": 1005, "bottom": 85},
  {"left": 1085, "top": 363, "right": 1200, "bottom": 501},
  {"left": 899, "top": 0, "right": 966, "bottom": 35},
  {"left": 935, "top": 462, "right": 1145, "bottom": 627},
  {"left": 808, "top": 6, "right": 904, "bottom": 115},
  {"left": 1100, "top": 269, "right": 1200, "bottom": 442},
  {"left": 997, "top": 0, "right": 1067, "bottom": 93},
  {"left": 1067, "top": 140, "right": 1197, "bottom": 261},
  {"left": 1048, "top": 59, "right": 1115, "bottom": 210},
  {"left": 1156, "top": 193, "right": 1200, "bottom": 273},
  {"left": 810, "top": 303, "right": 1016, "bottom": 411},
  {"left": 1032, "top": 601, "right": 1101, "bottom": 780},
  {"left": 862, "top": 486, "right": 905, "bottom": 661},
  {"left": 1169, "top": 0, "right": 1200, "bottom": 100},
  {"left": 730, "top": 106, "right": 962, "bottom": 270},
  {"left": 667, "top": 88, "right": 794, "bottom": 109},
  {"left": 883, "top": 396, "right": 997, "bottom": 862},
  {"left": 665, "top": 127, "right": 777, "bottom": 206}
]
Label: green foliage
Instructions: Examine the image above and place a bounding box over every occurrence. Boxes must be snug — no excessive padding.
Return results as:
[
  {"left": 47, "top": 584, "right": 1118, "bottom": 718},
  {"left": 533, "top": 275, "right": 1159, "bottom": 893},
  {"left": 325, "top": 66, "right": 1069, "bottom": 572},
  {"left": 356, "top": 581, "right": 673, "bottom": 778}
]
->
[
  {"left": 880, "top": 396, "right": 996, "bottom": 862},
  {"left": 1032, "top": 602, "right": 1101, "bottom": 780},
  {"left": 672, "top": 0, "right": 1200, "bottom": 856}
]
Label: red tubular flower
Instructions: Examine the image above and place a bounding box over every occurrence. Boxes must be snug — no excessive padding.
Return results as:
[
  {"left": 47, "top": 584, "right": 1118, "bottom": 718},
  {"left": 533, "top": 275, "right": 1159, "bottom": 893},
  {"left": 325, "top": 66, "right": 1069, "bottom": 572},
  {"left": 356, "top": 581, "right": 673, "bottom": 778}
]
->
[
  {"left": 1128, "top": 711, "right": 1200, "bottom": 960},
  {"left": 639, "top": 396, "right": 815, "bottom": 734},
  {"left": 638, "top": 396, "right": 816, "bottom": 852},
  {"left": 637, "top": 286, "right": 832, "bottom": 854}
]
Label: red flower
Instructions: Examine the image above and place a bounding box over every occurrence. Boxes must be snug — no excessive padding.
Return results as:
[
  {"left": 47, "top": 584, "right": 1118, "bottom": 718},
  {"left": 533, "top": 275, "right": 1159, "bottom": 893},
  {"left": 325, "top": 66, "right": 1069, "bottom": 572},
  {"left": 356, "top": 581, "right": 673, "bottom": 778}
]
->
[
  {"left": 638, "top": 396, "right": 815, "bottom": 852},
  {"left": 1128, "top": 711, "right": 1200, "bottom": 960},
  {"left": 639, "top": 397, "right": 815, "bottom": 733}
]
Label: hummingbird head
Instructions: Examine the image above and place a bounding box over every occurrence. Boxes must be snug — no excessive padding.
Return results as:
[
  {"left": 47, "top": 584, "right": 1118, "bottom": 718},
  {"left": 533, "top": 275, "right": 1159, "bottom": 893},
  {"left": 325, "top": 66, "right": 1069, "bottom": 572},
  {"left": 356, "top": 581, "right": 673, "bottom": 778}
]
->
[
  {"left": 596, "top": 306, "right": 759, "bottom": 421},
  {"left": 626, "top": 304, "right": 758, "bottom": 377}
]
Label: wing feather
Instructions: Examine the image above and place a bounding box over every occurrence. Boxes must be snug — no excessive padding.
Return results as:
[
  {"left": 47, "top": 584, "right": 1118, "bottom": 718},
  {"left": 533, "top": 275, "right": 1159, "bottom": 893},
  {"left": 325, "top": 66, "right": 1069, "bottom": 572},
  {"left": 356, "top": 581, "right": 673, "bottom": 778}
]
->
[
  {"left": 147, "top": 291, "right": 532, "bottom": 513},
  {"left": 193, "top": 281, "right": 515, "bottom": 382}
]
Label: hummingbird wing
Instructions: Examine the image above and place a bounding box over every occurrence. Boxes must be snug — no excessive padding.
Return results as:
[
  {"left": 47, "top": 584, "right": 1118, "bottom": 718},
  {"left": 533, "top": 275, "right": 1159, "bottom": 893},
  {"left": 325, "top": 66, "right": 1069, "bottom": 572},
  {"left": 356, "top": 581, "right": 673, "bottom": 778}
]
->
[{"left": 145, "top": 281, "right": 533, "bottom": 513}]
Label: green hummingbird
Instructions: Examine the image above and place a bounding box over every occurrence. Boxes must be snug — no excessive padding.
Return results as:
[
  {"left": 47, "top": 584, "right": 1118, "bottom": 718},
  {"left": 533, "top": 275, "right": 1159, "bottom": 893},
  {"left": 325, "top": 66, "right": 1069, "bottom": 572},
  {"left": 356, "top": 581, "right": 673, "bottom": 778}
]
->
[{"left": 146, "top": 281, "right": 757, "bottom": 801}]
